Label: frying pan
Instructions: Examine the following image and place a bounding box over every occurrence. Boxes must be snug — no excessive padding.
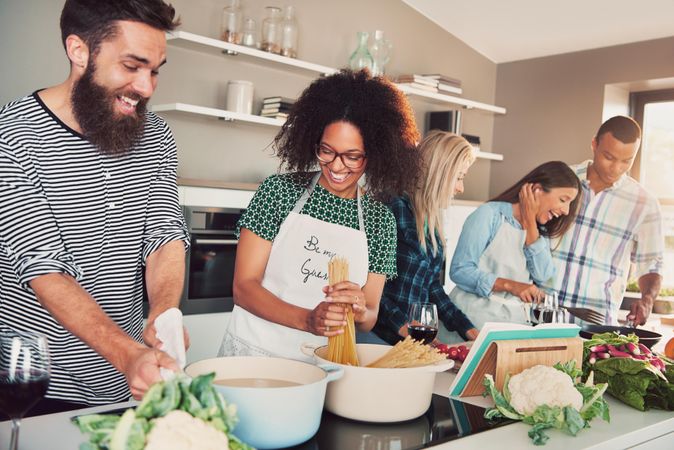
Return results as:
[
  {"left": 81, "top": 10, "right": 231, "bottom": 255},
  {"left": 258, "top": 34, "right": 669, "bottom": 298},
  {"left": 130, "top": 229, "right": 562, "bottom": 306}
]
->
[{"left": 579, "top": 324, "right": 662, "bottom": 348}]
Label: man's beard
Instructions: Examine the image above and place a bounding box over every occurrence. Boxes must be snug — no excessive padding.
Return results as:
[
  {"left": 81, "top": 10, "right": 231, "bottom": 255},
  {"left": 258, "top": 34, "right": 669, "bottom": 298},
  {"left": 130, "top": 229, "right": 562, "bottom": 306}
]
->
[{"left": 71, "top": 63, "right": 148, "bottom": 156}]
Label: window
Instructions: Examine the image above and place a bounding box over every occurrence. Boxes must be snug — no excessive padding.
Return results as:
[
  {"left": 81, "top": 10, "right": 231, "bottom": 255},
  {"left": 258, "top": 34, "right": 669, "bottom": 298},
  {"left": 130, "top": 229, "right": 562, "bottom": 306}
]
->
[{"left": 633, "top": 90, "right": 674, "bottom": 291}]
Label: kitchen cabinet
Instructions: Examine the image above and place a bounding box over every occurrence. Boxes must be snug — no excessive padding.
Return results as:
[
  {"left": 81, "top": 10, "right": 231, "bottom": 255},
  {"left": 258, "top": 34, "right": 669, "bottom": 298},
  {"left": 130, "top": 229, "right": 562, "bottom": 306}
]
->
[{"left": 152, "top": 30, "right": 507, "bottom": 161}]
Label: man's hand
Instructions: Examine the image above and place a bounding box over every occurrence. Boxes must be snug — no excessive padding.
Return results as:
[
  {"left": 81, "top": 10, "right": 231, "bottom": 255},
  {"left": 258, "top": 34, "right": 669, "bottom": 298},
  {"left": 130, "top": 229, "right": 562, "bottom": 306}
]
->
[
  {"left": 123, "top": 345, "right": 180, "bottom": 400},
  {"left": 627, "top": 298, "right": 653, "bottom": 326}
]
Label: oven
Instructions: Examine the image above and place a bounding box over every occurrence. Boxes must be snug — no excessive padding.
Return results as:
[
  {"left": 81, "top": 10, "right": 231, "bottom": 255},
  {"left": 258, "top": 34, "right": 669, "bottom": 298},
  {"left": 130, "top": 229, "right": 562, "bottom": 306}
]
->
[{"left": 180, "top": 205, "right": 244, "bottom": 314}]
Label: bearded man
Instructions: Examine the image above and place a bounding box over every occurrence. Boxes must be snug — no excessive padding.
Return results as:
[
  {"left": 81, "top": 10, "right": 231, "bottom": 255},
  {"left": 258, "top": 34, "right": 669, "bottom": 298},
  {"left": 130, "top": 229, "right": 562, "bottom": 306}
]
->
[{"left": 0, "top": 0, "right": 189, "bottom": 415}]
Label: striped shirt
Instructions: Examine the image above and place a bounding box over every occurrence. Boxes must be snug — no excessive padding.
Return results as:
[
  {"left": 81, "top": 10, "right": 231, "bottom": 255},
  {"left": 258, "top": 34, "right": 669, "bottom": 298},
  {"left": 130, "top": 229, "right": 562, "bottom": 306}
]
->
[
  {"left": 547, "top": 160, "right": 664, "bottom": 324},
  {"left": 0, "top": 92, "right": 189, "bottom": 405}
]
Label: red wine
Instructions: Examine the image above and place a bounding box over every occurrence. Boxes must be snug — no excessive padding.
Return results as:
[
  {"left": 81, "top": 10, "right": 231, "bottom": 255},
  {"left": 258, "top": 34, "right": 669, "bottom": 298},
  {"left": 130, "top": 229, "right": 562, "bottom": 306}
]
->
[
  {"left": 0, "top": 370, "right": 49, "bottom": 419},
  {"left": 408, "top": 325, "right": 438, "bottom": 344}
]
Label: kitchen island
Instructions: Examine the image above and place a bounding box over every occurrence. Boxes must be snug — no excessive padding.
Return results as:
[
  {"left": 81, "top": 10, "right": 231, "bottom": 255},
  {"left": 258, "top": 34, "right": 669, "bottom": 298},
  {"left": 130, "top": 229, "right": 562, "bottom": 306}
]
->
[{"left": 1, "top": 368, "right": 673, "bottom": 450}]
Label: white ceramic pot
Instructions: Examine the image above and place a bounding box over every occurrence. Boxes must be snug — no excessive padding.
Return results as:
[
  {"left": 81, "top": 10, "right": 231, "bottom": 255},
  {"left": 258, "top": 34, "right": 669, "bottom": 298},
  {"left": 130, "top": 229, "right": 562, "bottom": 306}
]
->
[
  {"left": 185, "top": 356, "right": 343, "bottom": 449},
  {"left": 301, "top": 343, "right": 453, "bottom": 423}
]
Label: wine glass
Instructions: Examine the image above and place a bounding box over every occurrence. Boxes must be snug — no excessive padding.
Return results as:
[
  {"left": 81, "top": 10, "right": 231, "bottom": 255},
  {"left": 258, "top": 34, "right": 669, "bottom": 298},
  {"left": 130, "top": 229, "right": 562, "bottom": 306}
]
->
[
  {"left": 532, "top": 290, "right": 569, "bottom": 324},
  {"left": 407, "top": 302, "right": 439, "bottom": 344},
  {"left": 0, "top": 330, "right": 50, "bottom": 450}
]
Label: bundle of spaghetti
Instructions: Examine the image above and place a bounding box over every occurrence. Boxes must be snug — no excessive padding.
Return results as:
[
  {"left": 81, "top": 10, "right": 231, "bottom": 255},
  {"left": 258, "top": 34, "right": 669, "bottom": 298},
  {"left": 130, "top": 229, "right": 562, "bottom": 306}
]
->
[
  {"left": 326, "top": 256, "right": 359, "bottom": 366},
  {"left": 366, "top": 336, "right": 446, "bottom": 368}
]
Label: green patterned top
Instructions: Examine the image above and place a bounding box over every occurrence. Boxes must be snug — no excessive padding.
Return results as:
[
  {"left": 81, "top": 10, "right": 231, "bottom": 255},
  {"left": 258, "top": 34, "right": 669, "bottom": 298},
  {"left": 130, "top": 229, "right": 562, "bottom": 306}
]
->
[{"left": 238, "top": 172, "right": 397, "bottom": 278}]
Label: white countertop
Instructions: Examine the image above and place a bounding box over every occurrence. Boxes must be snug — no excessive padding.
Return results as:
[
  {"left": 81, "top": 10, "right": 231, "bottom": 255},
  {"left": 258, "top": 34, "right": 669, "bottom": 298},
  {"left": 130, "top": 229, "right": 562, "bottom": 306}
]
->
[
  {"left": 2, "top": 367, "right": 673, "bottom": 450},
  {"left": 430, "top": 372, "right": 674, "bottom": 450}
]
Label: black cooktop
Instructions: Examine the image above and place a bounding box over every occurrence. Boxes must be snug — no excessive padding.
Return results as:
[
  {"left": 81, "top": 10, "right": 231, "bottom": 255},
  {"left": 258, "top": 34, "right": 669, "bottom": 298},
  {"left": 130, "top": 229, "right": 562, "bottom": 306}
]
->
[{"left": 284, "top": 394, "right": 515, "bottom": 450}]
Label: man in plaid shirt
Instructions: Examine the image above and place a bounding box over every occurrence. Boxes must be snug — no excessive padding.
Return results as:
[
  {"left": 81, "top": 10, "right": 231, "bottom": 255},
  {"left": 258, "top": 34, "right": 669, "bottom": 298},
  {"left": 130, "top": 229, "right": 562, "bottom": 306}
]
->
[{"left": 548, "top": 116, "right": 664, "bottom": 325}]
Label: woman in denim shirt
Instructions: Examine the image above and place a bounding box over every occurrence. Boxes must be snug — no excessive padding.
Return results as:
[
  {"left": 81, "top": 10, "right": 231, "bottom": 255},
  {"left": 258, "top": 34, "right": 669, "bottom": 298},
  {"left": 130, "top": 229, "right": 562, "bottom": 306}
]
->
[{"left": 449, "top": 161, "right": 581, "bottom": 329}]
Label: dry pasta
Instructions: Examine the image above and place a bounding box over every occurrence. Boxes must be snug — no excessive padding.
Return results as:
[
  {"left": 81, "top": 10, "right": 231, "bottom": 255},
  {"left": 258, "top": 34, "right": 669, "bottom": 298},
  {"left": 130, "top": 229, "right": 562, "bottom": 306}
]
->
[
  {"left": 326, "top": 257, "right": 360, "bottom": 366},
  {"left": 366, "top": 336, "right": 447, "bottom": 368}
]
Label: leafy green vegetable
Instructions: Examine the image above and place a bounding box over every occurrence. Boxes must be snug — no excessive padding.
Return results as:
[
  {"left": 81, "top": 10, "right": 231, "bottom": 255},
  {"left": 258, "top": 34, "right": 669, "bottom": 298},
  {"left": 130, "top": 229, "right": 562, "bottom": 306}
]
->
[
  {"left": 482, "top": 374, "right": 523, "bottom": 421},
  {"left": 73, "top": 373, "right": 254, "bottom": 450},
  {"left": 109, "top": 409, "right": 146, "bottom": 450},
  {"left": 576, "top": 382, "right": 610, "bottom": 422},
  {"left": 581, "top": 333, "right": 674, "bottom": 411},
  {"left": 483, "top": 362, "right": 609, "bottom": 445}
]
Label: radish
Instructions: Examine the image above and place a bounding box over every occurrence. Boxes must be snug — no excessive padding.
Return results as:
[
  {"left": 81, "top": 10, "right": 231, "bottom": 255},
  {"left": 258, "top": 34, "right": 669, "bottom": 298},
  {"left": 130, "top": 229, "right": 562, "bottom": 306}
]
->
[
  {"left": 588, "top": 353, "right": 597, "bottom": 365},
  {"left": 637, "top": 343, "right": 652, "bottom": 356},
  {"left": 625, "top": 342, "right": 640, "bottom": 355},
  {"left": 590, "top": 344, "right": 607, "bottom": 353},
  {"left": 607, "top": 344, "right": 632, "bottom": 358}
]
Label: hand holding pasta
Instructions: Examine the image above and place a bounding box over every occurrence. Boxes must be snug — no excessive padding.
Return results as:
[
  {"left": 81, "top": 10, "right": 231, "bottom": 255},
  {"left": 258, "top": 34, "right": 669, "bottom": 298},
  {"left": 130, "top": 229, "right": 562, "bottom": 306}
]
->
[{"left": 326, "top": 257, "right": 360, "bottom": 366}]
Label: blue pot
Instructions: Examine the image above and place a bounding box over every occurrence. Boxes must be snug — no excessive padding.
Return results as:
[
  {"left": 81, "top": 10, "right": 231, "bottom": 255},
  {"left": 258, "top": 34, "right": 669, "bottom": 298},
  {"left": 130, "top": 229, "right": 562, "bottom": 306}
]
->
[{"left": 186, "top": 356, "right": 343, "bottom": 449}]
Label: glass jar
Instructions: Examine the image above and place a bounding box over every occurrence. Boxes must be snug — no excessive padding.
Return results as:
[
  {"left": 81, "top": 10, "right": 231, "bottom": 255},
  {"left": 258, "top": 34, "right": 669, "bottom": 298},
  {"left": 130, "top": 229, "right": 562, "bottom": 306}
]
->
[
  {"left": 279, "top": 5, "right": 299, "bottom": 58},
  {"left": 348, "top": 31, "right": 373, "bottom": 72},
  {"left": 221, "top": 0, "right": 242, "bottom": 44},
  {"left": 241, "top": 17, "right": 258, "bottom": 48},
  {"left": 369, "top": 30, "right": 392, "bottom": 77},
  {"left": 260, "top": 6, "right": 282, "bottom": 54}
]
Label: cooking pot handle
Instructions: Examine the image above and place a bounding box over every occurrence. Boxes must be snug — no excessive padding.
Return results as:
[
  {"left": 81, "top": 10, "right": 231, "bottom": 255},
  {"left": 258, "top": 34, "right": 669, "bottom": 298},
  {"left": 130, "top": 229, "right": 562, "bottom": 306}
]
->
[
  {"left": 300, "top": 342, "right": 320, "bottom": 358},
  {"left": 317, "top": 364, "right": 344, "bottom": 382}
]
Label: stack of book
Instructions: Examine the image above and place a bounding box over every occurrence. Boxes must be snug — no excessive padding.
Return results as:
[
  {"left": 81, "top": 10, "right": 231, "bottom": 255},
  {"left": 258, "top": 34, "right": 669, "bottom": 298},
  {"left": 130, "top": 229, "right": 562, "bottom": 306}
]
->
[
  {"left": 422, "top": 73, "right": 463, "bottom": 95},
  {"left": 394, "top": 74, "right": 439, "bottom": 92},
  {"left": 260, "top": 96, "right": 295, "bottom": 119}
]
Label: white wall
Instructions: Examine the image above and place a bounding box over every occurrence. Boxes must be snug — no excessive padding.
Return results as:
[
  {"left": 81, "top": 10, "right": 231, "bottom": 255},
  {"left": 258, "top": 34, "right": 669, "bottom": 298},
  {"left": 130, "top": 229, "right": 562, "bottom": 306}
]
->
[{"left": 602, "top": 84, "right": 630, "bottom": 122}]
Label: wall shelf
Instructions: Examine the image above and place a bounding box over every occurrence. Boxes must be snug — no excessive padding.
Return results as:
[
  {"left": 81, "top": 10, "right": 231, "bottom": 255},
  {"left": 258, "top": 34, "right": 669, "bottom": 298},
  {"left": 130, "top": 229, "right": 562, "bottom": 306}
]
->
[
  {"left": 167, "top": 31, "right": 506, "bottom": 116},
  {"left": 151, "top": 103, "right": 285, "bottom": 127},
  {"left": 167, "top": 30, "right": 338, "bottom": 77},
  {"left": 474, "top": 150, "right": 504, "bottom": 161},
  {"left": 395, "top": 83, "right": 506, "bottom": 115},
  {"left": 163, "top": 30, "right": 506, "bottom": 160},
  {"left": 151, "top": 103, "right": 503, "bottom": 160}
]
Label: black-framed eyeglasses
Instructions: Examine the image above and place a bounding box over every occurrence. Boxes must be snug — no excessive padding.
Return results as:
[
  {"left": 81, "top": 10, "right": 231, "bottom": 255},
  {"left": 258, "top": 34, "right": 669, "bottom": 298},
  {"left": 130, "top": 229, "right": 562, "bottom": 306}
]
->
[{"left": 315, "top": 144, "right": 367, "bottom": 169}]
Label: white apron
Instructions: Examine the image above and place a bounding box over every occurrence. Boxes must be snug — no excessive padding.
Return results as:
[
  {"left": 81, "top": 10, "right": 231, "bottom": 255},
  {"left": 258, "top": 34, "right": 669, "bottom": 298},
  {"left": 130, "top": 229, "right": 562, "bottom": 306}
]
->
[
  {"left": 220, "top": 172, "right": 369, "bottom": 362},
  {"left": 450, "top": 219, "right": 532, "bottom": 329}
]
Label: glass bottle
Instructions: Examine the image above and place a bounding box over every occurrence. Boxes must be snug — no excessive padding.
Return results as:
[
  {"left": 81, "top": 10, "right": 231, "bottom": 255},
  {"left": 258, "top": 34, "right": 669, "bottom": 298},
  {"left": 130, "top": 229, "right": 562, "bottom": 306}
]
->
[
  {"left": 280, "top": 5, "right": 299, "bottom": 58},
  {"left": 348, "top": 31, "right": 373, "bottom": 72},
  {"left": 260, "top": 6, "right": 282, "bottom": 54},
  {"left": 241, "top": 17, "right": 258, "bottom": 48},
  {"left": 221, "top": 0, "right": 243, "bottom": 44},
  {"left": 369, "top": 30, "right": 392, "bottom": 77}
]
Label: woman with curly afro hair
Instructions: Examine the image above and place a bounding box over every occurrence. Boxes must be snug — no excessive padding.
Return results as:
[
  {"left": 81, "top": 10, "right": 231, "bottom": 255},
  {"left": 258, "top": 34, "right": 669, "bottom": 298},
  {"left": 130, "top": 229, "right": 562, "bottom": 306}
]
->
[{"left": 219, "top": 69, "right": 421, "bottom": 361}]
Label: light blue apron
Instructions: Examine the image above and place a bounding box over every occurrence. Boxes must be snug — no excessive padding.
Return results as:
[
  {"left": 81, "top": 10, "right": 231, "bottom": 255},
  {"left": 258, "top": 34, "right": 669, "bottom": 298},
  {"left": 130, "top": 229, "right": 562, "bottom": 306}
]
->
[{"left": 450, "top": 219, "right": 532, "bottom": 329}]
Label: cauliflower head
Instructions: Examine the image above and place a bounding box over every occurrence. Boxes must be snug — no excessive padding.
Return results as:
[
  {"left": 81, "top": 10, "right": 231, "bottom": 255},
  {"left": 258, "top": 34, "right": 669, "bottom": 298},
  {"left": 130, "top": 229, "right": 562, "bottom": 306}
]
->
[
  {"left": 507, "top": 365, "right": 583, "bottom": 416},
  {"left": 145, "top": 410, "right": 229, "bottom": 450}
]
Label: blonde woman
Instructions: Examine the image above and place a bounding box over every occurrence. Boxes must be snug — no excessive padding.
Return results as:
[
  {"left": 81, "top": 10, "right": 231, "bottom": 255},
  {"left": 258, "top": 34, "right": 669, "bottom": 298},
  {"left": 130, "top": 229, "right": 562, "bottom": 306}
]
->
[{"left": 372, "top": 131, "right": 480, "bottom": 345}]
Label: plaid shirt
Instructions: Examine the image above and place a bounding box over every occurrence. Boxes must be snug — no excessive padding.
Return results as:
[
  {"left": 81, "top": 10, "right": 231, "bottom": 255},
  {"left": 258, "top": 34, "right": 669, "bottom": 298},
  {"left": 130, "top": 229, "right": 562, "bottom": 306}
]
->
[
  {"left": 546, "top": 160, "right": 664, "bottom": 324},
  {"left": 373, "top": 196, "right": 475, "bottom": 344}
]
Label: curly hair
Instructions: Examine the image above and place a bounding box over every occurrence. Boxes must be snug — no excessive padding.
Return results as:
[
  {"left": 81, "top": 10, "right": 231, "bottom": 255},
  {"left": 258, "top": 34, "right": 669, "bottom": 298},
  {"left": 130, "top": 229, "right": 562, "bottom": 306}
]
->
[{"left": 273, "top": 69, "right": 421, "bottom": 201}]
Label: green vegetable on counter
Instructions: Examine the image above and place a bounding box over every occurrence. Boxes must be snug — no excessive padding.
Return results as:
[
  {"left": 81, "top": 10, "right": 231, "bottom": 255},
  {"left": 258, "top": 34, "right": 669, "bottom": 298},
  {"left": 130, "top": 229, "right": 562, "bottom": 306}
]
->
[
  {"left": 72, "top": 373, "right": 254, "bottom": 450},
  {"left": 483, "top": 361, "right": 610, "bottom": 446},
  {"left": 582, "top": 332, "right": 674, "bottom": 411}
]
